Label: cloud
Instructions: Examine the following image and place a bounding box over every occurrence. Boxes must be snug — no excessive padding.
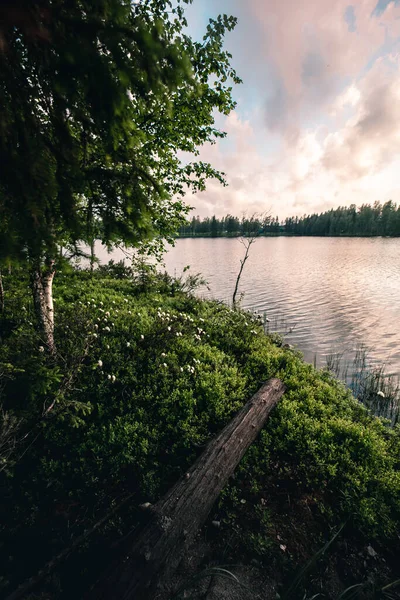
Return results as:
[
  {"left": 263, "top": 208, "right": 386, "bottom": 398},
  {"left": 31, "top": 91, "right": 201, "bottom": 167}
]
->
[
  {"left": 322, "top": 55, "right": 400, "bottom": 179},
  {"left": 184, "top": 0, "right": 400, "bottom": 219},
  {"left": 192, "top": 52, "right": 400, "bottom": 219},
  {"left": 242, "top": 0, "right": 400, "bottom": 134}
]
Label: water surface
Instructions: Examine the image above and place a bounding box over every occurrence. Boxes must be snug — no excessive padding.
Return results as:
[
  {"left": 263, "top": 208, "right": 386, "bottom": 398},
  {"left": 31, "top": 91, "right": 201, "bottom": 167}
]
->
[{"left": 95, "top": 237, "right": 400, "bottom": 376}]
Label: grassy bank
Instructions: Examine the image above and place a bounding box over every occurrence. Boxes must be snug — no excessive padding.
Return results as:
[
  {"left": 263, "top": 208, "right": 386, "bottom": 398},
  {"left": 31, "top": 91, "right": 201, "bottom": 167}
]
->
[{"left": 1, "top": 266, "right": 400, "bottom": 599}]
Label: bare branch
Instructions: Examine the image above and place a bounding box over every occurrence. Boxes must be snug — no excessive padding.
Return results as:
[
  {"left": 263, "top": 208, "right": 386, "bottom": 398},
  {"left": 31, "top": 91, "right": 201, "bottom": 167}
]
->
[{"left": 232, "top": 212, "right": 269, "bottom": 309}]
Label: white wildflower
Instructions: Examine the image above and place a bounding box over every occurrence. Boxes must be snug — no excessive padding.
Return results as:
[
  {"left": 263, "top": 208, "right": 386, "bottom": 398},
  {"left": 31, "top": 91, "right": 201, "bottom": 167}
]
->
[
  {"left": 128, "top": 310, "right": 132, "bottom": 315},
  {"left": 107, "top": 374, "right": 111, "bottom": 380},
  {"left": 104, "top": 326, "right": 111, "bottom": 332},
  {"left": 38, "top": 346, "right": 45, "bottom": 353},
  {"left": 377, "top": 390, "right": 385, "bottom": 398},
  {"left": 111, "top": 375, "right": 116, "bottom": 383},
  {"left": 126, "top": 342, "right": 131, "bottom": 347},
  {"left": 106, "top": 344, "right": 110, "bottom": 349},
  {"left": 163, "top": 363, "right": 167, "bottom": 368},
  {"left": 124, "top": 299, "right": 128, "bottom": 303},
  {"left": 140, "top": 334, "right": 144, "bottom": 340},
  {"left": 167, "top": 326, "right": 171, "bottom": 331},
  {"left": 94, "top": 324, "right": 98, "bottom": 329},
  {"left": 98, "top": 359, "right": 103, "bottom": 367},
  {"left": 180, "top": 367, "right": 184, "bottom": 372},
  {"left": 161, "top": 352, "right": 166, "bottom": 357}
]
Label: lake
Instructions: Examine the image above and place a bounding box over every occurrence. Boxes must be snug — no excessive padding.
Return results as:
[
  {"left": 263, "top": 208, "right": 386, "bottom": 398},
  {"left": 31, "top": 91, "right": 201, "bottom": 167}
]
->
[{"left": 94, "top": 237, "right": 400, "bottom": 377}]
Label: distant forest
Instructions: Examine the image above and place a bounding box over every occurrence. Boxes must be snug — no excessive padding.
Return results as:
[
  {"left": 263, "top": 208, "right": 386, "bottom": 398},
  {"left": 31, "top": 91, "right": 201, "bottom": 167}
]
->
[{"left": 178, "top": 201, "right": 400, "bottom": 237}]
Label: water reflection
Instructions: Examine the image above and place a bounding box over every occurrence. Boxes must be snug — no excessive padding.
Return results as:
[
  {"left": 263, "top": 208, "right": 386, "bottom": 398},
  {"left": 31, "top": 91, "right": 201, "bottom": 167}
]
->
[{"left": 92, "top": 237, "right": 400, "bottom": 376}]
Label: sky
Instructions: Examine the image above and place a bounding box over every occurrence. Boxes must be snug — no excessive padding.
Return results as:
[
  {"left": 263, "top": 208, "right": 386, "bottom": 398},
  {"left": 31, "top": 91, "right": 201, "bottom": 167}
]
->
[{"left": 183, "top": 0, "right": 400, "bottom": 219}]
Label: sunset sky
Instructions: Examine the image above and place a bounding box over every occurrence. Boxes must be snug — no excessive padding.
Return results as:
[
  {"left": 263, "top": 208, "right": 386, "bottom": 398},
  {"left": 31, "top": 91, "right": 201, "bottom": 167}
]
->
[{"left": 185, "top": 0, "right": 400, "bottom": 219}]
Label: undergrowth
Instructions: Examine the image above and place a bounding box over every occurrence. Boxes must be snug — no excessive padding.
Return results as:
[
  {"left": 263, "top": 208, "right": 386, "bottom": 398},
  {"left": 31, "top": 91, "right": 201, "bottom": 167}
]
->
[{"left": 0, "top": 265, "right": 399, "bottom": 598}]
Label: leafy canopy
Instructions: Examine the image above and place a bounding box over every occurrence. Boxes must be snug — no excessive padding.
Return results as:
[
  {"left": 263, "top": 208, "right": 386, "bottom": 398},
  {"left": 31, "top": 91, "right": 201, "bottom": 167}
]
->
[{"left": 0, "top": 0, "right": 240, "bottom": 263}]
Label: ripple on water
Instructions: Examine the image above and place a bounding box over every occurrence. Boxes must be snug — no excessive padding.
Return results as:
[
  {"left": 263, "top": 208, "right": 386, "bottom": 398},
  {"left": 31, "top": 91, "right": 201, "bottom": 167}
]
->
[
  {"left": 90, "top": 237, "right": 400, "bottom": 377},
  {"left": 164, "top": 238, "right": 400, "bottom": 377}
]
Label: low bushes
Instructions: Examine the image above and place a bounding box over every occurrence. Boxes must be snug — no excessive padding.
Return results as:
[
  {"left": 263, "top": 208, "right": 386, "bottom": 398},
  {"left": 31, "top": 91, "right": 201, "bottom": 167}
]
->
[{"left": 0, "top": 267, "right": 399, "bottom": 597}]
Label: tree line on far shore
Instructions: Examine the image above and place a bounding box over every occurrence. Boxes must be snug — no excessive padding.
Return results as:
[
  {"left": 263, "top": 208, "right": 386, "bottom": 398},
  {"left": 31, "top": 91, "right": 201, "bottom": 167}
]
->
[{"left": 179, "top": 201, "right": 400, "bottom": 237}]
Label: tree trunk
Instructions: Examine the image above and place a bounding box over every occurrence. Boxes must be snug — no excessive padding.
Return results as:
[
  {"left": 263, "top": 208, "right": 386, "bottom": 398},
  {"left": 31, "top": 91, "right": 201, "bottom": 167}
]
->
[
  {"left": 0, "top": 269, "right": 4, "bottom": 313},
  {"left": 90, "top": 238, "right": 95, "bottom": 273},
  {"left": 232, "top": 256, "right": 246, "bottom": 308},
  {"left": 232, "top": 238, "right": 255, "bottom": 308},
  {"left": 31, "top": 261, "right": 56, "bottom": 353},
  {"left": 88, "top": 378, "right": 285, "bottom": 600}
]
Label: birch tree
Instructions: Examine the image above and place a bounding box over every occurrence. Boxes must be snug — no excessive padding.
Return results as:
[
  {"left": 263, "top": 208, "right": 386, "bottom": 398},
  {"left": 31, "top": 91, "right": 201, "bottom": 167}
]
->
[{"left": 0, "top": 0, "right": 240, "bottom": 351}]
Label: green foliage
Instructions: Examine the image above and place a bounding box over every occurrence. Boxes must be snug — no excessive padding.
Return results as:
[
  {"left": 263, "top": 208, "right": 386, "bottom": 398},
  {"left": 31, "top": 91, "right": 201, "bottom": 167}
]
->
[
  {"left": 1, "top": 270, "right": 400, "bottom": 596},
  {"left": 179, "top": 201, "right": 400, "bottom": 238},
  {"left": 0, "top": 0, "right": 240, "bottom": 266}
]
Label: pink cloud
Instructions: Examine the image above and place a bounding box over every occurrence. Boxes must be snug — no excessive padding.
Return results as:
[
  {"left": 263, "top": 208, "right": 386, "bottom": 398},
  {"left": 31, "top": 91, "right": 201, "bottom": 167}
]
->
[
  {"left": 322, "top": 54, "right": 400, "bottom": 179},
  {"left": 184, "top": 0, "right": 400, "bottom": 219},
  {"left": 245, "top": 0, "right": 399, "bottom": 133}
]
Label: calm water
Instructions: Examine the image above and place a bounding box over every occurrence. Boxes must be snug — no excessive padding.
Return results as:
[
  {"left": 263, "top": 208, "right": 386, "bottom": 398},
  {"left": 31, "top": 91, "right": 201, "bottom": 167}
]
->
[{"left": 95, "top": 237, "right": 400, "bottom": 376}]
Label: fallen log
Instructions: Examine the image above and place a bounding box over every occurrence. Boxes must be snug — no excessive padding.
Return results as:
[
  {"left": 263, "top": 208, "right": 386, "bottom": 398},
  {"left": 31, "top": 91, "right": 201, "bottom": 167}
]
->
[{"left": 88, "top": 377, "right": 285, "bottom": 600}]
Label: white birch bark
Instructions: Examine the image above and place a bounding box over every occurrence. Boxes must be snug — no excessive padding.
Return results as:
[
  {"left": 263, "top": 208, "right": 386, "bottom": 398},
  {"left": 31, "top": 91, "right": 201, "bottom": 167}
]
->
[{"left": 32, "top": 262, "right": 56, "bottom": 353}]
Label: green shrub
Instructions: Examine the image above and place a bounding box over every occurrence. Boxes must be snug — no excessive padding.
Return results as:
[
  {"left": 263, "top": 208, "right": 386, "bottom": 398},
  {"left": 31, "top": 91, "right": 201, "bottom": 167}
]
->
[{"left": 1, "top": 268, "right": 400, "bottom": 596}]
